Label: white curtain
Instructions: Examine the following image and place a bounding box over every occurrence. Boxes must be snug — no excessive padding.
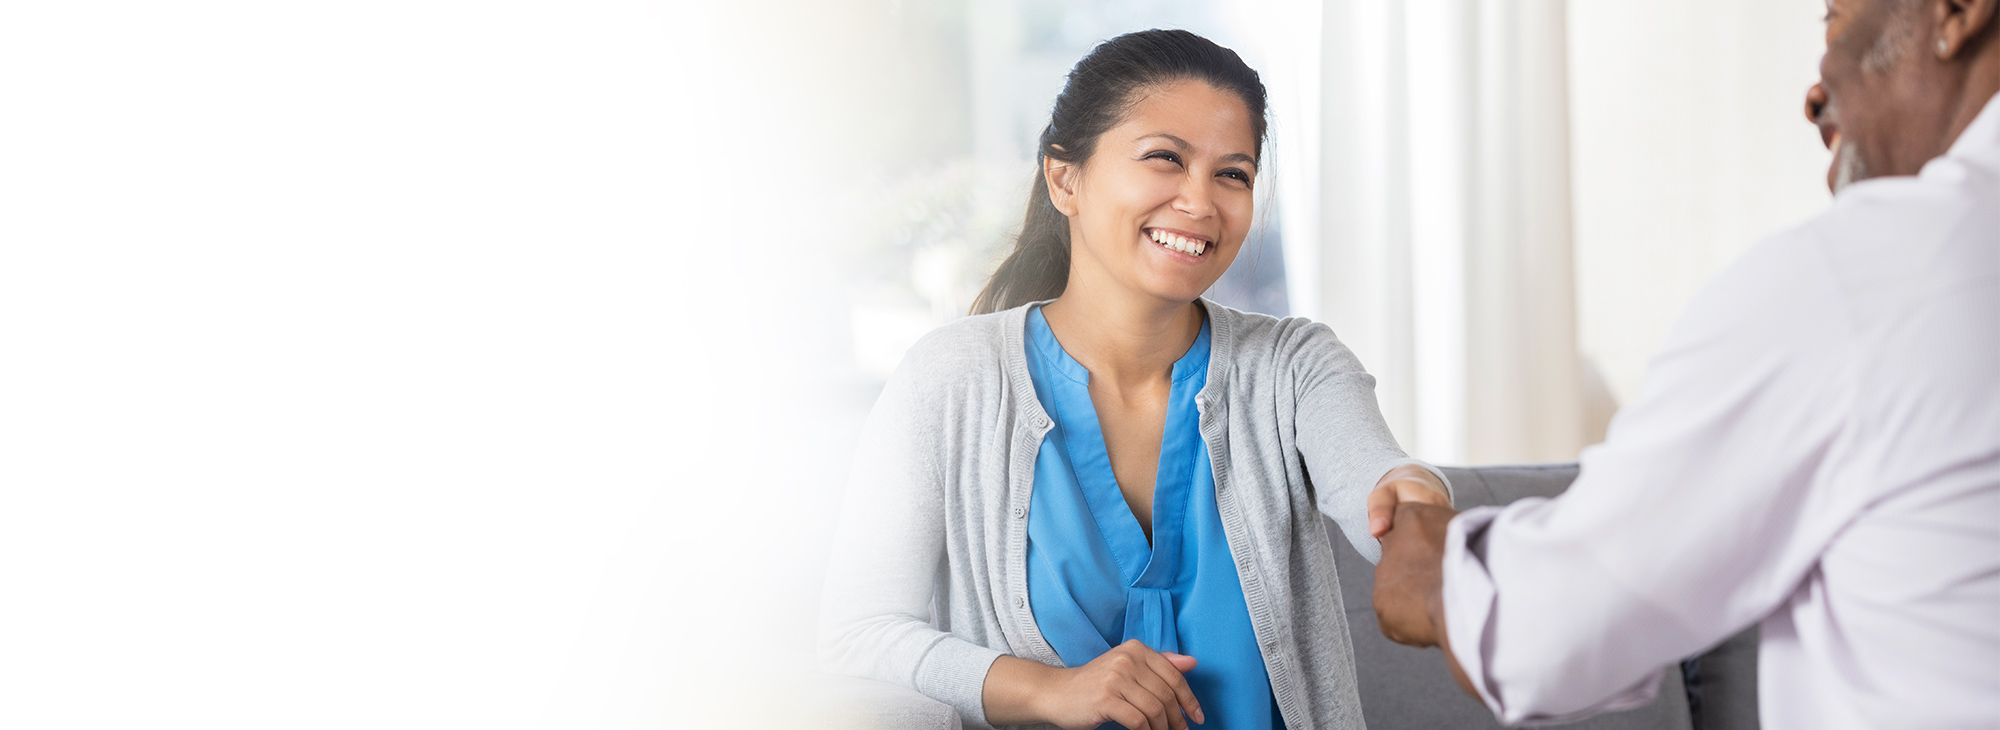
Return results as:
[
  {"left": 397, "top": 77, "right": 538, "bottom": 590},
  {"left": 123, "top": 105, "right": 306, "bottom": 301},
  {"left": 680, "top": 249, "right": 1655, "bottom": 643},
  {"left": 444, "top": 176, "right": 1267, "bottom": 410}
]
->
[{"left": 1298, "top": 0, "right": 1586, "bottom": 465}]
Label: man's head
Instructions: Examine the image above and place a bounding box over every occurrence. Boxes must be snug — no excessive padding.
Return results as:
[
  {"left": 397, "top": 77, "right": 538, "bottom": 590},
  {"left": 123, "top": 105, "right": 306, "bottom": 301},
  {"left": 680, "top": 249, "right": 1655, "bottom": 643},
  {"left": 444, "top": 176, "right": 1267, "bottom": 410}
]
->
[{"left": 1806, "top": 0, "right": 2000, "bottom": 191}]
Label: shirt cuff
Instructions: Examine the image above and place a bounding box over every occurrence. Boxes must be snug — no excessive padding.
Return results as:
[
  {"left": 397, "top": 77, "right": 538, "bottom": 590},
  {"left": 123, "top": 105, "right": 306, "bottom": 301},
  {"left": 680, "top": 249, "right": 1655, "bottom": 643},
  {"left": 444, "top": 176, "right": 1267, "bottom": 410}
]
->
[
  {"left": 1442, "top": 505, "right": 1505, "bottom": 716},
  {"left": 912, "top": 637, "right": 1006, "bottom": 729}
]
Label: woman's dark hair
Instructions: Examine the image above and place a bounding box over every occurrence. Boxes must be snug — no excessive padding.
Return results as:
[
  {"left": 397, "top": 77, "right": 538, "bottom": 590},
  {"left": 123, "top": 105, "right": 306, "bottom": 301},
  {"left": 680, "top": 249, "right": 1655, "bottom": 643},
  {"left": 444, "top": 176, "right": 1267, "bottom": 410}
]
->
[{"left": 969, "top": 29, "right": 1268, "bottom": 315}]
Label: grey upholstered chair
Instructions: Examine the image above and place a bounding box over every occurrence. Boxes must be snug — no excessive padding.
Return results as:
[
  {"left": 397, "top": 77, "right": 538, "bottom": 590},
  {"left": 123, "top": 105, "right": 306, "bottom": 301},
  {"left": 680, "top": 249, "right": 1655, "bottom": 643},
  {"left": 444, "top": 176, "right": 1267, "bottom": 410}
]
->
[
  {"left": 1332, "top": 465, "right": 1760, "bottom": 730},
  {"left": 821, "top": 464, "right": 1761, "bottom": 730}
]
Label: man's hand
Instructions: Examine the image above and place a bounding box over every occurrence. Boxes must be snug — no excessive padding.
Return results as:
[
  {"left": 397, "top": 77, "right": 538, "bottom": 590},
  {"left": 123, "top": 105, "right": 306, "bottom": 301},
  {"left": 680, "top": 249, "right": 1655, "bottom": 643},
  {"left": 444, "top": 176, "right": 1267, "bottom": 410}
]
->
[
  {"left": 1368, "top": 464, "right": 1452, "bottom": 537},
  {"left": 1374, "top": 501, "right": 1483, "bottom": 699},
  {"left": 1373, "top": 502, "right": 1456, "bottom": 647}
]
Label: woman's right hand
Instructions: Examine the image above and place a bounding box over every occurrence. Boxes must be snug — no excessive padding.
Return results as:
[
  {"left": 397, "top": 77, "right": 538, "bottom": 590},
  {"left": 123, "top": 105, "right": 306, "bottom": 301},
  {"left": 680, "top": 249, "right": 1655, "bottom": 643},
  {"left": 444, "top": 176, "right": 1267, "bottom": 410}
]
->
[{"left": 984, "top": 640, "right": 1204, "bottom": 730}]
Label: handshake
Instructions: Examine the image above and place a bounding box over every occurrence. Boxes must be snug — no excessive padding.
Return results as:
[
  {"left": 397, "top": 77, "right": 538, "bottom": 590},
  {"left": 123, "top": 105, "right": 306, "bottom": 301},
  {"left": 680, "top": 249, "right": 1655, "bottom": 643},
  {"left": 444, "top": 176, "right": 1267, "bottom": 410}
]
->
[{"left": 1370, "top": 500, "right": 1479, "bottom": 699}]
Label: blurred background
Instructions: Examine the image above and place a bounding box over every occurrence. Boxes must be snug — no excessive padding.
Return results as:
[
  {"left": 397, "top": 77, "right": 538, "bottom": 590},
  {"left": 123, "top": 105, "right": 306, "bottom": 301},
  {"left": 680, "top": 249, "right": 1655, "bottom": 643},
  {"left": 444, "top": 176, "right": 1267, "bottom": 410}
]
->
[
  {"left": 828, "top": 0, "right": 1834, "bottom": 466},
  {"left": 0, "top": 1, "right": 1830, "bottom": 728}
]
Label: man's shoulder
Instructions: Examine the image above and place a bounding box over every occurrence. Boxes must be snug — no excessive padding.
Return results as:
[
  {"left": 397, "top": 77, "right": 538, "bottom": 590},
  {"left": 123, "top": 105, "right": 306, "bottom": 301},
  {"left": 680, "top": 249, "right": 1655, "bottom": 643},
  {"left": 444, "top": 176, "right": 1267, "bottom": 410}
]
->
[
  {"left": 1794, "top": 170, "right": 2000, "bottom": 329},
  {"left": 1667, "top": 171, "right": 1998, "bottom": 359},
  {"left": 1657, "top": 218, "right": 1853, "bottom": 362}
]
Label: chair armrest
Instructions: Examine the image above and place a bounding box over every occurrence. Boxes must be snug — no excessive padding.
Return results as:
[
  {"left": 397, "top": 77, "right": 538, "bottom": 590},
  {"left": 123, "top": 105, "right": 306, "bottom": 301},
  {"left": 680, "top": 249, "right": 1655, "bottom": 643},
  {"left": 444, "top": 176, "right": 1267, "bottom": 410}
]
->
[{"left": 814, "top": 674, "right": 962, "bottom": 730}]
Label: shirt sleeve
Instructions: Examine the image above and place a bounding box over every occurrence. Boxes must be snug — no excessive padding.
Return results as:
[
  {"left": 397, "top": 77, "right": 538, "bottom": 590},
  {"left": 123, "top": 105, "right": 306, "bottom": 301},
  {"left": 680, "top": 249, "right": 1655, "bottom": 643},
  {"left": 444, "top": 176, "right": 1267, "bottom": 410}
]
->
[
  {"left": 817, "top": 349, "right": 1005, "bottom": 725},
  {"left": 1440, "top": 234, "right": 1856, "bottom": 724},
  {"left": 1287, "top": 320, "right": 1450, "bottom": 564}
]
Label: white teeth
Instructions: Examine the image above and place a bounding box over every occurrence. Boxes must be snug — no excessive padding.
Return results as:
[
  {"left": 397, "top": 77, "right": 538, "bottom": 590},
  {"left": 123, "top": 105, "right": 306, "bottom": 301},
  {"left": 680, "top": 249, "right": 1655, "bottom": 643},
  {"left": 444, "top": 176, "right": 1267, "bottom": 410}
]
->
[{"left": 1147, "top": 229, "right": 1205, "bottom": 256}]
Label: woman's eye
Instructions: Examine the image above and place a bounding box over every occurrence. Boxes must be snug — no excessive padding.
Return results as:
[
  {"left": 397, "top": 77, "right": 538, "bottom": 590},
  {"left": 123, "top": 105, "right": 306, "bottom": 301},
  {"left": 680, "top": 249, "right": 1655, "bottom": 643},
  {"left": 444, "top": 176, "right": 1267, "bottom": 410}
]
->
[
  {"left": 1144, "top": 150, "right": 1182, "bottom": 166},
  {"left": 1219, "top": 169, "right": 1251, "bottom": 185}
]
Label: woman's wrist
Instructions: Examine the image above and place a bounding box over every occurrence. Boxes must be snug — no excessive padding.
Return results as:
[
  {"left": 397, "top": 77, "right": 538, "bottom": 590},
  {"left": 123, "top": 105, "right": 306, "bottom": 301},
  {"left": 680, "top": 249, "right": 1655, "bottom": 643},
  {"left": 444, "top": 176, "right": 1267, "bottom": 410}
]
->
[
  {"left": 1022, "top": 659, "right": 1065, "bottom": 720},
  {"left": 1378, "top": 463, "right": 1449, "bottom": 500},
  {"left": 982, "top": 654, "right": 1065, "bottom": 725}
]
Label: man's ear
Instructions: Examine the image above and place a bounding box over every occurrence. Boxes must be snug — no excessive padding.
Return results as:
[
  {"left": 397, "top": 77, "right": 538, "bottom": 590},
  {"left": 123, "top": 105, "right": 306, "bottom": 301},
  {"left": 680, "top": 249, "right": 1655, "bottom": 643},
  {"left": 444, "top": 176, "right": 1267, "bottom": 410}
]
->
[
  {"left": 1934, "top": 0, "right": 1998, "bottom": 59},
  {"left": 1044, "top": 154, "right": 1080, "bottom": 217}
]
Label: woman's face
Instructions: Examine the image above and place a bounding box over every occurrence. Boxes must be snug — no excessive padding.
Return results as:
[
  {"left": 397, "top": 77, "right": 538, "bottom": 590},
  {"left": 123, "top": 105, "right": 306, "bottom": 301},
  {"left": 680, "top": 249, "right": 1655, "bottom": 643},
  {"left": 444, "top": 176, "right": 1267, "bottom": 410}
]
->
[{"left": 1047, "top": 80, "right": 1258, "bottom": 306}]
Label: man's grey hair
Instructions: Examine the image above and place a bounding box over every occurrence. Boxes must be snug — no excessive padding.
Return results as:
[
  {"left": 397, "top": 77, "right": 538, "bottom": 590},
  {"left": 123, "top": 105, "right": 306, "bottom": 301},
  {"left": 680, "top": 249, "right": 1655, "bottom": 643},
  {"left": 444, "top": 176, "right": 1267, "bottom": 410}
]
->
[{"left": 1861, "top": 0, "right": 1925, "bottom": 72}]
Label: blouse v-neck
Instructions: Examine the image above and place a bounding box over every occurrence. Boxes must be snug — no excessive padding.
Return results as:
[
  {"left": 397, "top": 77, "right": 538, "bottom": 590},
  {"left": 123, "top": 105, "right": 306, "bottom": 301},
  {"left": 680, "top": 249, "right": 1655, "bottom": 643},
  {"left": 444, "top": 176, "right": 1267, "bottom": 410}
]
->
[{"left": 1024, "top": 306, "right": 1210, "bottom": 585}]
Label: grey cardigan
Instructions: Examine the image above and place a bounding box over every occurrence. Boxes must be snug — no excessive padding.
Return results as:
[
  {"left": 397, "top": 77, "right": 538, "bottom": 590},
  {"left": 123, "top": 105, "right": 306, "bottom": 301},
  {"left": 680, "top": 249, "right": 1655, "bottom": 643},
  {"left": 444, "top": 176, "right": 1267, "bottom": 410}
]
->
[{"left": 819, "top": 299, "right": 1445, "bottom": 730}]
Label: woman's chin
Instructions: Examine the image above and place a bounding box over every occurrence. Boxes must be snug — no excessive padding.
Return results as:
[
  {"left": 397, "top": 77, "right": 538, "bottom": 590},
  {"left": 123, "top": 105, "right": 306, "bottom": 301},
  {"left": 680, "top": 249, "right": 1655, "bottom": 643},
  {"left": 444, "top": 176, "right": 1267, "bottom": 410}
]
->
[{"left": 1136, "top": 278, "right": 1220, "bottom": 305}]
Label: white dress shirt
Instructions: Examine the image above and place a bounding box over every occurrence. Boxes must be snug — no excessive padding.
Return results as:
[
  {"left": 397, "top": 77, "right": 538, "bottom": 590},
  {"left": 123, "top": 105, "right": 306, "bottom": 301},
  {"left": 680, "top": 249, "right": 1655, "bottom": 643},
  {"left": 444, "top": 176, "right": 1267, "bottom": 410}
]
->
[{"left": 1441, "top": 91, "right": 2000, "bottom": 729}]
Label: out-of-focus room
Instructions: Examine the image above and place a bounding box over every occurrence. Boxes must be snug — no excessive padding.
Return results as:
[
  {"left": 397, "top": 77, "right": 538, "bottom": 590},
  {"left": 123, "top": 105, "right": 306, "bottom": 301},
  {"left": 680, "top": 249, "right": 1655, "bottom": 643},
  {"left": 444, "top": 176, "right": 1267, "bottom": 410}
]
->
[{"left": 830, "top": 0, "right": 1831, "bottom": 466}]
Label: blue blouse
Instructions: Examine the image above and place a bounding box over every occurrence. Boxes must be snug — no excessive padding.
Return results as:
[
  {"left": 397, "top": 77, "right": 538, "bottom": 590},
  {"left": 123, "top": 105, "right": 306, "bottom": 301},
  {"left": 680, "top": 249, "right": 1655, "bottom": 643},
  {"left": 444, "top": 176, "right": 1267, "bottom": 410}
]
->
[{"left": 1023, "top": 306, "right": 1285, "bottom": 730}]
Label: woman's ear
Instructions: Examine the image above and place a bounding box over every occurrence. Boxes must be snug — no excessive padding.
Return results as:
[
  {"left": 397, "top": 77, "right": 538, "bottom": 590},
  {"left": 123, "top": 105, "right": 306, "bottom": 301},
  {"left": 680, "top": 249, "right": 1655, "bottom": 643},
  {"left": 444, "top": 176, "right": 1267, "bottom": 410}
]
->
[{"left": 1044, "top": 155, "right": 1080, "bottom": 217}]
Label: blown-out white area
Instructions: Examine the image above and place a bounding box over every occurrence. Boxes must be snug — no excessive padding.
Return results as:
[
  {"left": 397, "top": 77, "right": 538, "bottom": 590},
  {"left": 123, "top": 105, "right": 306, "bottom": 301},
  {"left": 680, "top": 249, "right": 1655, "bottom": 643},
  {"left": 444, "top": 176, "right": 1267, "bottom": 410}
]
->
[{"left": 0, "top": 2, "right": 876, "bottom": 728}]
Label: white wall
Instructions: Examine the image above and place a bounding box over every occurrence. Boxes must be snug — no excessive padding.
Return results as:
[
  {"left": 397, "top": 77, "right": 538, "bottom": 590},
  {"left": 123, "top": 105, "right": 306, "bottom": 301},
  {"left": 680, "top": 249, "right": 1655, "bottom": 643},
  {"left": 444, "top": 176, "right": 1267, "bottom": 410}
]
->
[
  {"left": 1567, "top": 0, "right": 1834, "bottom": 411},
  {"left": 1317, "top": 0, "right": 1584, "bottom": 465},
  {"left": 1311, "top": 0, "right": 1836, "bottom": 461}
]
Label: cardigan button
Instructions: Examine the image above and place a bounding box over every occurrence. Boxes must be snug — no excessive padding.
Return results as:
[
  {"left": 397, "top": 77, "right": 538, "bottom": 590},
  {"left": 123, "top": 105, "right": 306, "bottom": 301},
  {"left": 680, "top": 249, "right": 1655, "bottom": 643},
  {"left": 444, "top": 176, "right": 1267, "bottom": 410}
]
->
[
  {"left": 1012, "top": 506, "right": 1026, "bottom": 519},
  {"left": 1034, "top": 416, "right": 1049, "bottom": 429},
  {"left": 1015, "top": 596, "right": 1027, "bottom": 609}
]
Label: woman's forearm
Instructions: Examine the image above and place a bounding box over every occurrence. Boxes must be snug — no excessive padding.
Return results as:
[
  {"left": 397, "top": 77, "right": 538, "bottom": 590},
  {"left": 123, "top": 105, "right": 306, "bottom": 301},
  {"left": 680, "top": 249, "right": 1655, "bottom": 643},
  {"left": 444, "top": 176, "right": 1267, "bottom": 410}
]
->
[{"left": 981, "top": 654, "right": 1059, "bottom": 725}]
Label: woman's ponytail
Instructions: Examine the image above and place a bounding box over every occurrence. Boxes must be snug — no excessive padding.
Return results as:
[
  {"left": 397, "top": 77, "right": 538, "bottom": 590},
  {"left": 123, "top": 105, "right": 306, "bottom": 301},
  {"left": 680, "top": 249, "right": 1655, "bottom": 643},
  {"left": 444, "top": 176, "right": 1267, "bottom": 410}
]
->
[{"left": 969, "top": 170, "right": 1072, "bottom": 314}]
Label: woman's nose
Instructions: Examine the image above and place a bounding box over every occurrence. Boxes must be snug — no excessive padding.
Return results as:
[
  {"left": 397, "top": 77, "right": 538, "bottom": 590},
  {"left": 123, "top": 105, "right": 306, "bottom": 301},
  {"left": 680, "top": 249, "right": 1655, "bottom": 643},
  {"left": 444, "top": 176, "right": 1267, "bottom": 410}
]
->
[{"left": 1173, "top": 180, "right": 1215, "bottom": 219}]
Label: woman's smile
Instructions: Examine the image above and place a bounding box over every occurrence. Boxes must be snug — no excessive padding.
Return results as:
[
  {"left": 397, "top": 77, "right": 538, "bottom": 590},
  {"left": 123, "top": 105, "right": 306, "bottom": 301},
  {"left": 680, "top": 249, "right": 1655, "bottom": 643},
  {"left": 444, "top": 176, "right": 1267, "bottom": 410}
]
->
[{"left": 1144, "top": 227, "right": 1213, "bottom": 258}]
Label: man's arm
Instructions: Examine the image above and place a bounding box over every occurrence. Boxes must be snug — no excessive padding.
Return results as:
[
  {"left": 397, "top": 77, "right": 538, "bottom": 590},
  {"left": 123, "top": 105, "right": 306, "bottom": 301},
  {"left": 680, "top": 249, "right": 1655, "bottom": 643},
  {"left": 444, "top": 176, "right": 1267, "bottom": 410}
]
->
[{"left": 1373, "top": 230, "right": 1856, "bottom": 724}]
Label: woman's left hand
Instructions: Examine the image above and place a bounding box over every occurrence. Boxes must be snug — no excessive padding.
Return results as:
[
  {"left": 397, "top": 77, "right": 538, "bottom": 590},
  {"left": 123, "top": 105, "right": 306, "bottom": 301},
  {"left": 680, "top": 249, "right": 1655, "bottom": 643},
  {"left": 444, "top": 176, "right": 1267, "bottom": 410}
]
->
[{"left": 1366, "top": 464, "right": 1453, "bottom": 537}]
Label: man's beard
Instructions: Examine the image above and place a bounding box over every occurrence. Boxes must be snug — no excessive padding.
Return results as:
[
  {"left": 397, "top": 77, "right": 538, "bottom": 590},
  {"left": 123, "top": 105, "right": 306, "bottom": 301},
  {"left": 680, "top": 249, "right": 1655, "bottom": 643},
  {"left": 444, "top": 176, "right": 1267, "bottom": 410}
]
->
[
  {"left": 1824, "top": 92, "right": 1870, "bottom": 192},
  {"left": 1833, "top": 136, "right": 1869, "bottom": 192}
]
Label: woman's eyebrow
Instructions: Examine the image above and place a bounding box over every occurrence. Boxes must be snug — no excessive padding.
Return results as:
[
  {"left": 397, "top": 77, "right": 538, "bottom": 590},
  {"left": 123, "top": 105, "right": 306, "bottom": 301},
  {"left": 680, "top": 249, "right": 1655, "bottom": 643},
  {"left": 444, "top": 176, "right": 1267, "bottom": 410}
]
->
[{"left": 1136, "top": 133, "right": 1257, "bottom": 168}]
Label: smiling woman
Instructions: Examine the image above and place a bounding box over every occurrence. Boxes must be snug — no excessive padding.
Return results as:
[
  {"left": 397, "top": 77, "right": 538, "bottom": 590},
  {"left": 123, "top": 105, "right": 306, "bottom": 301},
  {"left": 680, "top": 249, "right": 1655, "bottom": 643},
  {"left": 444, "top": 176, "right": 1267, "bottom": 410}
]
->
[
  {"left": 819, "top": 29, "right": 1453, "bottom": 730},
  {"left": 1041, "top": 83, "right": 1258, "bottom": 305},
  {"left": 969, "top": 31, "right": 1267, "bottom": 315}
]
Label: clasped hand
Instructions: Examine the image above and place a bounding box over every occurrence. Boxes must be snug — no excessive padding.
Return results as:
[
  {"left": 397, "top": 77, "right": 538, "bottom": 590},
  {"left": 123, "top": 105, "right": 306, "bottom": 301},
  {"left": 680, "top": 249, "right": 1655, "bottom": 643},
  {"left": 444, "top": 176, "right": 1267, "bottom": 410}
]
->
[
  {"left": 985, "top": 639, "right": 1204, "bottom": 730},
  {"left": 1372, "top": 501, "right": 1456, "bottom": 647}
]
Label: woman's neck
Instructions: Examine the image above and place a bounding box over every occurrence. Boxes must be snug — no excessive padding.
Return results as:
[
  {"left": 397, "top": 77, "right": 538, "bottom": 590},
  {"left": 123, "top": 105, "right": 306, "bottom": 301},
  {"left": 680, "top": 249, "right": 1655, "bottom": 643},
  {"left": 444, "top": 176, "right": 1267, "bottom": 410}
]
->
[{"left": 1040, "top": 286, "right": 1202, "bottom": 392}]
